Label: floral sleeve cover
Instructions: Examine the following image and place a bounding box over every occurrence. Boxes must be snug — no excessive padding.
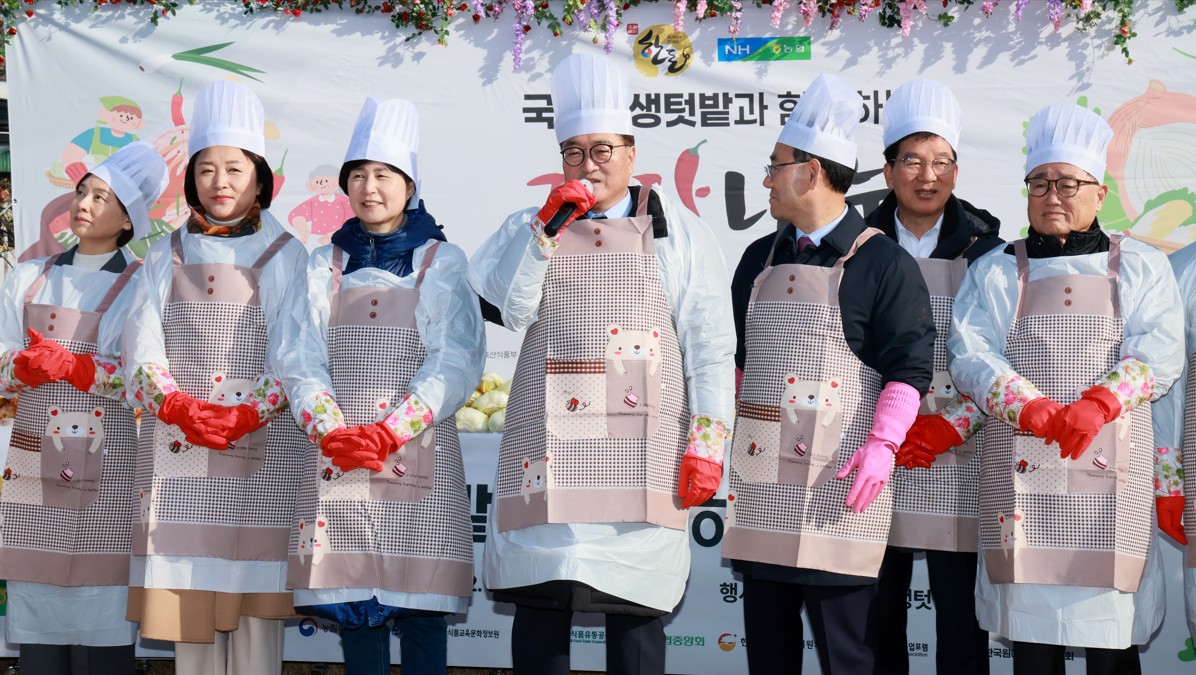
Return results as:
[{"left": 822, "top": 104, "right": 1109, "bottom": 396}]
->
[
  {"left": 380, "top": 394, "right": 435, "bottom": 446},
  {"left": 937, "top": 393, "right": 988, "bottom": 444},
  {"left": 684, "top": 414, "right": 729, "bottom": 465},
  {"left": 0, "top": 349, "right": 27, "bottom": 395},
  {"left": 1091, "top": 357, "right": 1156, "bottom": 413},
  {"left": 984, "top": 371, "right": 1046, "bottom": 428},
  {"left": 1155, "top": 447, "right": 1183, "bottom": 498},
  {"left": 300, "top": 391, "right": 346, "bottom": 444},
  {"left": 88, "top": 354, "right": 127, "bottom": 400},
  {"left": 129, "top": 362, "right": 180, "bottom": 415},
  {"left": 244, "top": 373, "right": 290, "bottom": 423}
]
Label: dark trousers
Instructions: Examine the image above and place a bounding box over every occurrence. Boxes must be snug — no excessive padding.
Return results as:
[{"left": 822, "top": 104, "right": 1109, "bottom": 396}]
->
[
  {"left": 19, "top": 643, "right": 136, "bottom": 675},
  {"left": 872, "top": 546, "right": 990, "bottom": 674},
  {"left": 339, "top": 610, "right": 447, "bottom": 675},
  {"left": 1013, "top": 641, "right": 1140, "bottom": 675},
  {"left": 510, "top": 605, "right": 665, "bottom": 675},
  {"left": 742, "top": 574, "right": 880, "bottom": 675}
]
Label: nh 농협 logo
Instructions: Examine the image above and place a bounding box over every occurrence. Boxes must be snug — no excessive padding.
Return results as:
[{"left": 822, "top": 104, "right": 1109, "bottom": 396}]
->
[{"left": 717, "top": 37, "right": 811, "bottom": 62}]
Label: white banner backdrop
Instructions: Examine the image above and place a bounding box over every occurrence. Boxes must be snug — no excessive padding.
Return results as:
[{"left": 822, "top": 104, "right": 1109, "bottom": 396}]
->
[{"left": 5, "top": 1, "right": 1196, "bottom": 671}]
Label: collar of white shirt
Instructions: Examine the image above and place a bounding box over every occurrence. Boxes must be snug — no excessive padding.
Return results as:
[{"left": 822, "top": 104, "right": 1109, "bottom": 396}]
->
[
  {"left": 587, "top": 189, "right": 634, "bottom": 220},
  {"left": 798, "top": 205, "right": 850, "bottom": 247},
  {"left": 894, "top": 211, "right": 944, "bottom": 259}
]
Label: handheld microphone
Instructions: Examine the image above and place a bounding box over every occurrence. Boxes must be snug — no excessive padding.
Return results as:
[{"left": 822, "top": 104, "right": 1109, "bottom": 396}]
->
[{"left": 543, "top": 179, "right": 594, "bottom": 237}]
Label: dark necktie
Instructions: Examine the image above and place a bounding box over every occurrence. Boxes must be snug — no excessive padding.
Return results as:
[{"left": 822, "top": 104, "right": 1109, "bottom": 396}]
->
[{"left": 797, "top": 235, "right": 814, "bottom": 253}]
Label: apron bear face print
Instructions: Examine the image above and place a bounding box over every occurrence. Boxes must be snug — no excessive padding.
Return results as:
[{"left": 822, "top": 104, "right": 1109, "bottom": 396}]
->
[
  {"left": 40, "top": 406, "right": 106, "bottom": 510},
  {"left": 777, "top": 376, "right": 844, "bottom": 487}
]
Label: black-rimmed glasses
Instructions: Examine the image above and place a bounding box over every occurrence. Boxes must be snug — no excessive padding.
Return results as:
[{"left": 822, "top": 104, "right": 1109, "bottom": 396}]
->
[{"left": 561, "top": 144, "right": 631, "bottom": 167}]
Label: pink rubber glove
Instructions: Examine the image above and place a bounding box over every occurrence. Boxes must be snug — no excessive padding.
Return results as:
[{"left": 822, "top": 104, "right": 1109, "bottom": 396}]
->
[{"left": 836, "top": 382, "right": 921, "bottom": 513}]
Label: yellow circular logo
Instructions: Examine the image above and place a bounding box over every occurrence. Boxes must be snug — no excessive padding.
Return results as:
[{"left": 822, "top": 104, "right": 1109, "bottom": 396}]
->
[{"left": 633, "top": 24, "right": 694, "bottom": 78}]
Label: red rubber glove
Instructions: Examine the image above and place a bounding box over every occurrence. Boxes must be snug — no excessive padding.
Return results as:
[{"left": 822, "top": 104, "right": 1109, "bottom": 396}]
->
[
  {"left": 156, "top": 391, "right": 238, "bottom": 447},
  {"left": 1157, "top": 496, "right": 1187, "bottom": 545},
  {"left": 894, "top": 414, "right": 963, "bottom": 470},
  {"left": 319, "top": 427, "right": 354, "bottom": 459},
  {"left": 677, "top": 455, "right": 721, "bottom": 508},
  {"left": 1046, "top": 387, "right": 1121, "bottom": 460},
  {"left": 325, "top": 422, "right": 401, "bottom": 473},
  {"left": 1018, "top": 397, "right": 1062, "bottom": 438},
  {"left": 188, "top": 404, "right": 267, "bottom": 451},
  {"left": 63, "top": 353, "right": 97, "bottom": 393},
  {"left": 534, "top": 180, "right": 597, "bottom": 235},
  {"left": 12, "top": 329, "right": 73, "bottom": 387},
  {"left": 65, "top": 162, "right": 90, "bottom": 185}
]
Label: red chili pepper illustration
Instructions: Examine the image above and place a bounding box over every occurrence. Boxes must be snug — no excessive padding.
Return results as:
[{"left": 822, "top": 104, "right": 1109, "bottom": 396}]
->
[
  {"left": 170, "top": 78, "right": 186, "bottom": 127},
  {"left": 674, "top": 139, "right": 708, "bottom": 216},
  {"left": 272, "top": 148, "right": 288, "bottom": 201}
]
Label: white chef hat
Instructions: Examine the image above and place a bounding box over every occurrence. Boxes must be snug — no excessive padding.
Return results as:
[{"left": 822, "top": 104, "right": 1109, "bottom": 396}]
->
[
  {"left": 777, "top": 74, "right": 861, "bottom": 168},
  {"left": 551, "top": 53, "right": 633, "bottom": 144},
  {"left": 1025, "top": 104, "right": 1112, "bottom": 180},
  {"left": 343, "top": 97, "right": 421, "bottom": 209},
  {"left": 188, "top": 80, "right": 266, "bottom": 158},
  {"left": 881, "top": 78, "right": 962, "bottom": 151},
  {"left": 85, "top": 141, "right": 168, "bottom": 241}
]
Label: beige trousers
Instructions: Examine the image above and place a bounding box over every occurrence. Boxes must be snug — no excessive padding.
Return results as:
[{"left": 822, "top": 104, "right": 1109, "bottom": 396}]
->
[{"left": 174, "top": 616, "right": 284, "bottom": 675}]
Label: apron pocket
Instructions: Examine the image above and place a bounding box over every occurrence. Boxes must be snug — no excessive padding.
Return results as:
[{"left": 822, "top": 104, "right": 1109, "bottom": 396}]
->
[
  {"left": 1011, "top": 433, "right": 1067, "bottom": 494},
  {"left": 38, "top": 406, "right": 106, "bottom": 510},
  {"left": 730, "top": 408, "right": 781, "bottom": 484},
  {"left": 1067, "top": 417, "right": 1130, "bottom": 494},
  {"left": 153, "top": 423, "right": 208, "bottom": 478},
  {"left": 545, "top": 359, "right": 607, "bottom": 440},
  {"left": 605, "top": 359, "right": 661, "bottom": 439},
  {"left": 370, "top": 425, "right": 436, "bottom": 502},
  {"left": 776, "top": 377, "right": 843, "bottom": 488},
  {"left": 207, "top": 425, "right": 268, "bottom": 479}
]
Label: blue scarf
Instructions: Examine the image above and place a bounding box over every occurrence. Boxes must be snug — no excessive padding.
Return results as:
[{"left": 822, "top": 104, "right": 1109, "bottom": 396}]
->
[{"left": 330, "top": 201, "right": 447, "bottom": 277}]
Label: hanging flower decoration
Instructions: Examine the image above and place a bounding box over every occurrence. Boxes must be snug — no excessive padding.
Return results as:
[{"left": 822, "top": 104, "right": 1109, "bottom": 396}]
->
[{"left": 0, "top": 0, "right": 1190, "bottom": 68}]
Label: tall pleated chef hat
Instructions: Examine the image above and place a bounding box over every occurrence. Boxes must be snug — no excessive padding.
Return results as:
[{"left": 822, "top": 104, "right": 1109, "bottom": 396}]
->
[
  {"left": 1025, "top": 103, "right": 1112, "bottom": 180},
  {"left": 777, "top": 73, "right": 862, "bottom": 168},
  {"left": 188, "top": 80, "right": 266, "bottom": 158},
  {"left": 881, "top": 78, "right": 963, "bottom": 151},
  {"left": 344, "top": 97, "right": 421, "bottom": 209},
  {"left": 85, "top": 141, "right": 169, "bottom": 241},
  {"left": 552, "top": 53, "right": 633, "bottom": 144}
]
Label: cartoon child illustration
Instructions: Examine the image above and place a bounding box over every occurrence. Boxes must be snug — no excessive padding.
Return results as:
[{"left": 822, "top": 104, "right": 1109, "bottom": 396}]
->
[
  {"left": 288, "top": 165, "right": 352, "bottom": 245},
  {"left": 59, "top": 96, "right": 145, "bottom": 185}
]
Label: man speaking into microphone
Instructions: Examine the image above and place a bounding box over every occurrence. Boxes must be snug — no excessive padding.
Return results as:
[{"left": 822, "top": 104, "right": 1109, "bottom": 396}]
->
[{"left": 468, "top": 52, "right": 736, "bottom": 675}]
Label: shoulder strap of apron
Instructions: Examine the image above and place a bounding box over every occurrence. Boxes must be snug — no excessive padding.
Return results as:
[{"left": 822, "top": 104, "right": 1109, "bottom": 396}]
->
[
  {"left": 251, "top": 231, "right": 295, "bottom": 271},
  {"left": 1013, "top": 239, "right": 1030, "bottom": 319},
  {"left": 170, "top": 228, "right": 186, "bottom": 266},
  {"left": 833, "top": 227, "right": 884, "bottom": 269},
  {"left": 1108, "top": 234, "right": 1122, "bottom": 319},
  {"left": 330, "top": 246, "right": 345, "bottom": 294},
  {"left": 94, "top": 260, "right": 142, "bottom": 314},
  {"left": 23, "top": 254, "right": 64, "bottom": 305},
  {"left": 634, "top": 186, "right": 651, "bottom": 217},
  {"left": 760, "top": 226, "right": 790, "bottom": 270},
  {"left": 415, "top": 242, "right": 441, "bottom": 290}
]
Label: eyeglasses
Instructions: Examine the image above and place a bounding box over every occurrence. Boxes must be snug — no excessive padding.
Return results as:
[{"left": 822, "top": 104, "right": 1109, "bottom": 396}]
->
[
  {"left": 560, "top": 143, "right": 631, "bottom": 167},
  {"left": 893, "top": 156, "right": 957, "bottom": 176},
  {"left": 1024, "top": 177, "right": 1100, "bottom": 198},
  {"left": 764, "top": 160, "right": 808, "bottom": 180}
]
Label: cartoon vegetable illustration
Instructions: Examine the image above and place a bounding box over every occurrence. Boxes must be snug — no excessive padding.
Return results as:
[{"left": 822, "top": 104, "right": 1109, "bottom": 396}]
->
[
  {"left": 139, "top": 43, "right": 266, "bottom": 81},
  {"left": 674, "top": 139, "right": 710, "bottom": 216},
  {"left": 271, "top": 149, "right": 288, "bottom": 202},
  {"left": 171, "top": 78, "right": 186, "bottom": 127}
]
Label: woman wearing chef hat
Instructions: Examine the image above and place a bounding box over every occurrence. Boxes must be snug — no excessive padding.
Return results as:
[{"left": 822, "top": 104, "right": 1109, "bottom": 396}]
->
[
  {"left": 948, "top": 103, "right": 1184, "bottom": 673},
  {"left": 283, "top": 96, "right": 484, "bottom": 675},
  {"left": 121, "top": 80, "right": 310, "bottom": 675},
  {"left": 0, "top": 141, "right": 165, "bottom": 674}
]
